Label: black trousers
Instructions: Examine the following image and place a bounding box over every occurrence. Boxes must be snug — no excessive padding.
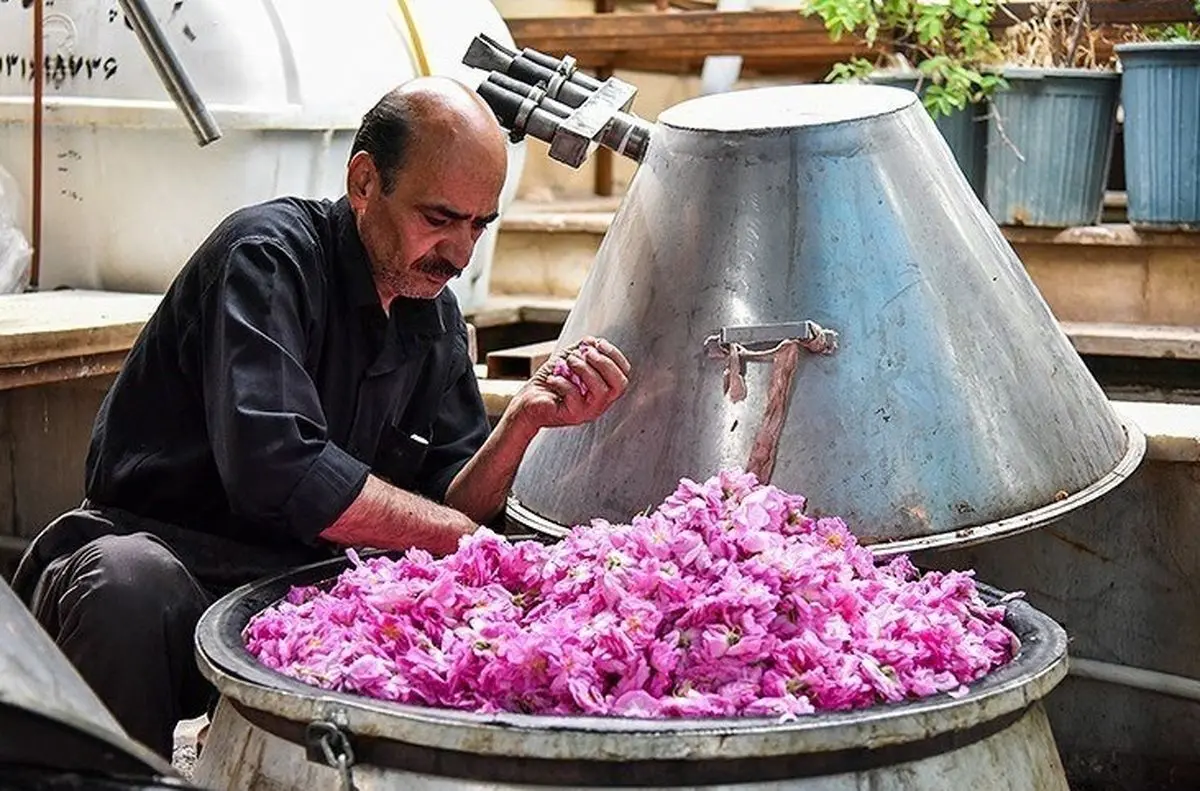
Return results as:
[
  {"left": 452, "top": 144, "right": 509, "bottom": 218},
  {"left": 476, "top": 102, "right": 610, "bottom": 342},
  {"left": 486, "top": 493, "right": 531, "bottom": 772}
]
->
[
  {"left": 24, "top": 531, "right": 215, "bottom": 759},
  {"left": 12, "top": 505, "right": 327, "bottom": 760}
]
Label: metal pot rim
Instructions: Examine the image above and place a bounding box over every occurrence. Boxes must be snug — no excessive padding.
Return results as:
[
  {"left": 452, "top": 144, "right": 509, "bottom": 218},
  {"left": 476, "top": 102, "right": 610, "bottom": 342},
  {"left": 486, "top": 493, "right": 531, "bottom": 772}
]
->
[
  {"left": 509, "top": 416, "right": 1145, "bottom": 558},
  {"left": 656, "top": 84, "right": 917, "bottom": 135},
  {"left": 993, "top": 66, "right": 1120, "bottom": 80},
  {"left": 195, "top": 557, "right": 1068, "bottom": 762},
  {"left": 1116, "top": 41, "right": 1200, "bottom": 53}
]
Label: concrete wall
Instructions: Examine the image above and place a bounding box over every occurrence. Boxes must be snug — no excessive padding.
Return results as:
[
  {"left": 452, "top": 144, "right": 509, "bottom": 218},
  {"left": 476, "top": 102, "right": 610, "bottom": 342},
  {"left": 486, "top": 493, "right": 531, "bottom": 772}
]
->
[{"left": 919, "top": 458, "right": 1200, "bottom": 790}]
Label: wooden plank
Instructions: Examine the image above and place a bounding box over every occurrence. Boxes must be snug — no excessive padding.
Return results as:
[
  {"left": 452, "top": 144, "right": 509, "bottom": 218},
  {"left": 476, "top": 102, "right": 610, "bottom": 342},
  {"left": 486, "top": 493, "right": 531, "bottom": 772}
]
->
[
  {"left": 505, "top": 5, "right": 1196, "bottom": 74},
  {"left": 508, "top": 10, "right": 882, "bottom": 62},
  {"left": 519, "top": 301, "right": 574, "bottom": 325},
  {"left": 0, "top": 350, "right": 129, "bottom": 391},
  {"left": 1113, "top": 401, "right": 1200, "bottom": 463},
  {"left": 504, "top": 196, "right": 1200, "bottom": 250},
  {"left": 464, "top": 302, "right": 524, "bottom": 329},
  {"left": 487, "top": 340, "right": 559, "bottom": 379},
  {"left": 0, "top": 290, "right": 159, "bottom": 367},
  {"left": 998, "top": 0, "right": 1200, "bottom": 24},
  {"left": 510, "top": 11, "right": 834, "bottom": 41},
  {"left": 1062, "top": 322, "right": 1200, "bottom": 360},
  {"left": 584, "top": 53, "right": 843, "bottom": 76},
  {"left": 501, "top": 211, "right": 613, "bottom": 235},
  {"left": 7, "top": 380, "right": 111, "bottom": 538}
]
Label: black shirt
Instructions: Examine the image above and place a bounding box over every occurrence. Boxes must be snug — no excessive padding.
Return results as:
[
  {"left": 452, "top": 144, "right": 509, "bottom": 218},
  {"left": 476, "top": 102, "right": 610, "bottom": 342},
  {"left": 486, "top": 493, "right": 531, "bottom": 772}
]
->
[{"left": 84, "top": 196, "right": 490, "bottom": 558}]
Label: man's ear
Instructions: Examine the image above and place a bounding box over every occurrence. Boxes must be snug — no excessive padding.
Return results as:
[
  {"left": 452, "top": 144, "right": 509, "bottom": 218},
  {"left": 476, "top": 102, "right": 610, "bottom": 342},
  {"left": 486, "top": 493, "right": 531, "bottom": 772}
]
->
[{"left": 347, "top": 151, "right": 378, "bottom": 214}]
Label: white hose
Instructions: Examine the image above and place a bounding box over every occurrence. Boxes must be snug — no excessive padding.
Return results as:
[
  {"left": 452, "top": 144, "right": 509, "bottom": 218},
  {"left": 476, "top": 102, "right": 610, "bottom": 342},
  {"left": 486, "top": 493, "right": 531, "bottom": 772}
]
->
[{"left": 1069, "top": 657, "right": 1200, "bottom": 704}]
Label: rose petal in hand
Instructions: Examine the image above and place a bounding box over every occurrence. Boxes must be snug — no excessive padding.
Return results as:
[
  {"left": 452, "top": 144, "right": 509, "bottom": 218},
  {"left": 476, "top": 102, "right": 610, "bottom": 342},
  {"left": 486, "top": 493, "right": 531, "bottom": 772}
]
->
[
  {"left": 567, "top": 352, "right": 609, "bottom": 402},
  {"left": 545, "top": 373, "right": 586, "bottom": 411}
]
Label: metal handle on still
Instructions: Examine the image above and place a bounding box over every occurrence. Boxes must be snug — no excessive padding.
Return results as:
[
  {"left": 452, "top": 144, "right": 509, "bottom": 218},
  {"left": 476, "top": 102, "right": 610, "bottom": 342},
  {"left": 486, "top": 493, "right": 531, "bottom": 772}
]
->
[
  {"left": 306, "top": 720, "right": 358, "bottom": 791},
  {"left": 704, "top": 320, "right": 839, "bottom": 486}
]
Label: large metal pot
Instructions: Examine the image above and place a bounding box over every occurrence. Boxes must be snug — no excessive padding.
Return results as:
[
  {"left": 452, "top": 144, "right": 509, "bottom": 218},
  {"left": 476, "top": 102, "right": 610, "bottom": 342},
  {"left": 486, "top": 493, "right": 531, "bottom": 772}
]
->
[{"left": 193, "top": 555, "right": 1071, "bottom": 790}]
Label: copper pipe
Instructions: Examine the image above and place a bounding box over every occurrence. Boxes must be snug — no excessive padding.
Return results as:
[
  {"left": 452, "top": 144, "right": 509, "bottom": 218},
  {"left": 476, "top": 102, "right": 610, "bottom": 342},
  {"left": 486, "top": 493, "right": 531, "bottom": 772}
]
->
[{"left": 30, "top": 0, "right": 43, "bottom": 290}]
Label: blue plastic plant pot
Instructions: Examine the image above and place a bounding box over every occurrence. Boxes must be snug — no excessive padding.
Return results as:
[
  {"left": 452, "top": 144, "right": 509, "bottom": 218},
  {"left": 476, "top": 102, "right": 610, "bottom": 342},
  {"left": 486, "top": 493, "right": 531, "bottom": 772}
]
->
[{"left": 985, "top": 67, "right": 1120, "bottom": 227}]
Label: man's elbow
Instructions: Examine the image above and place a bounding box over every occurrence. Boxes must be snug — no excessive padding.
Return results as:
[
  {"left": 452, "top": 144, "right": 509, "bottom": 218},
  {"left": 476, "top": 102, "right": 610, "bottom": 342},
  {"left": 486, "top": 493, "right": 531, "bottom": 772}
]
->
[{"left": 219, "top": 441, "right": 370, "bottom": 544}]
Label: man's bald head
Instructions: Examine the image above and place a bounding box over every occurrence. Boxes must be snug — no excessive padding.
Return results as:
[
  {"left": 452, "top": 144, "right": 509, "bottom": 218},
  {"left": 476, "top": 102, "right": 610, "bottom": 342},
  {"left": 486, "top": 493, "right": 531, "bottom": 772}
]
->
[
  {"left": 346, "top": 78, "right": 509, "bottom": 306},
  {"left": 349, "top": 76, "right": 506, "bottom": 194}
]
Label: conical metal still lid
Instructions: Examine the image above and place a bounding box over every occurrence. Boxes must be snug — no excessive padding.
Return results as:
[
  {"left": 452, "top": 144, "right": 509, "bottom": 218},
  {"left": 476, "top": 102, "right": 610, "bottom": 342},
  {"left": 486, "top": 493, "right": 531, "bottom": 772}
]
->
[{"left": 508, "top": 84, "right": 1144, "bottom": 555}]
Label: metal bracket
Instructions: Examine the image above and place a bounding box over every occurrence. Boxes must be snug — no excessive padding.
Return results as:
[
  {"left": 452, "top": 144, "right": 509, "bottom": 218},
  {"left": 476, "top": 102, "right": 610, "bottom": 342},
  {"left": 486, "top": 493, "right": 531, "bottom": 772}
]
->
[
  {"left": 510, "top": 84, "right": 548, "bottom": 144},
  {"left": 704, "top": 320, "right": 839, "bottom": 357},
  {"left": 548, "top": 77, "right": 640, "bottom": 167},
  {"left": 306, "top": 720, "right": 357, "bottom": 791}
]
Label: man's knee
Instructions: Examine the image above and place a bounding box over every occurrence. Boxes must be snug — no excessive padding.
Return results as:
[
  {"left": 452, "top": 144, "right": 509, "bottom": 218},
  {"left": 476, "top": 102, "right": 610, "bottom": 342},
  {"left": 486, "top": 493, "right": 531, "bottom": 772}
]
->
[{"left": 59, "top": 533, "right": 205, "bottom": 630}]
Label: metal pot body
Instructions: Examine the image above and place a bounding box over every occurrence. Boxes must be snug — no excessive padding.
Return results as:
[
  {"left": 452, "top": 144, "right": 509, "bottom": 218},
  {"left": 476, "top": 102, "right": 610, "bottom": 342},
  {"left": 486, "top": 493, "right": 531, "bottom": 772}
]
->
[
  {"left": 191, "top": 556, "right": 1071, "bottom": 791},
  {"left": 506, "top": 84, "right": 1141, "bottom": 555},
  {"left": 194, "top": 695, "right": 1067, "bottom": 790}
]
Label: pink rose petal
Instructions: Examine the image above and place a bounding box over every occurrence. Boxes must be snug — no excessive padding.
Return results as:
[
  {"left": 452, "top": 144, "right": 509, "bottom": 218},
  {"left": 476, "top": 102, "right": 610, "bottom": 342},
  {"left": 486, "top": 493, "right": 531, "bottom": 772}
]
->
[{"left": 244, "top": 469, "right": 1019, "bottom": 718}]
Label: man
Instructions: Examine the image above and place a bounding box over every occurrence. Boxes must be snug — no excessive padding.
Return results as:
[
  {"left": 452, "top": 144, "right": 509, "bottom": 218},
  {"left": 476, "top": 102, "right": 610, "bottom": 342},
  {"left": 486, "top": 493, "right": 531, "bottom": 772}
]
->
[{"left": 12, "top": 77, "right": 630, "bottom": 758}]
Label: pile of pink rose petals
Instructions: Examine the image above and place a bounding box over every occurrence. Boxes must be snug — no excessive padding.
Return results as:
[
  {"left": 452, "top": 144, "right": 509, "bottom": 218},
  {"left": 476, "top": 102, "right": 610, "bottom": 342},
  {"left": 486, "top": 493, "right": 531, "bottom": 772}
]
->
[
  {"left": 551, "top": 340, "right": 592, "bottom": 396},
  {"left": 244, "top": 469, "right": 1020, "bottom": 719}
]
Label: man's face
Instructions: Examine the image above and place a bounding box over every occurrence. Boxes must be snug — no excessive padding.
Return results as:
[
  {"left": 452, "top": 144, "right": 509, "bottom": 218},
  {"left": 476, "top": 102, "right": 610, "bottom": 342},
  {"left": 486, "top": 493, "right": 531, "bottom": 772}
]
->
[{"left": 352, "top": 138, "right": 505, "bottom": 302}]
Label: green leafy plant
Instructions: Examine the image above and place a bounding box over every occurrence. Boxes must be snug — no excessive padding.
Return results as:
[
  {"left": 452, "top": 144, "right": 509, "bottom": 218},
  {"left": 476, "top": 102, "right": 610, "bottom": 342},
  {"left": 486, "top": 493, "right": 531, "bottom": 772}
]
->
[{"left": 804, "top": 0, "right": 1007, "bottom": 118}]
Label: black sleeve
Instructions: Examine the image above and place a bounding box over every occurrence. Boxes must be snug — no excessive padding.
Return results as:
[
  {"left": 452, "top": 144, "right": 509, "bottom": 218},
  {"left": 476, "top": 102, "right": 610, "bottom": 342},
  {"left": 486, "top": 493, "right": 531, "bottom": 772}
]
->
[
  {"left": 413, "top": 329, "right": 491, "bottom": 504},
  {"left": 199, "top": 236, "right": 369, "bottom": 544}
]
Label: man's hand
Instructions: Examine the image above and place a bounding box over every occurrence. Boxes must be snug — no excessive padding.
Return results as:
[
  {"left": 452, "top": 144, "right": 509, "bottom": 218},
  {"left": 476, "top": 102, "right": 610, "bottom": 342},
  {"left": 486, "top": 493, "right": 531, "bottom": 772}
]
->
[
  {"left": 443, "top": 336, "right": 630, "bottom": 526},
  {"left": 510, "top": 336, "right": 631, "bottom": 431}
]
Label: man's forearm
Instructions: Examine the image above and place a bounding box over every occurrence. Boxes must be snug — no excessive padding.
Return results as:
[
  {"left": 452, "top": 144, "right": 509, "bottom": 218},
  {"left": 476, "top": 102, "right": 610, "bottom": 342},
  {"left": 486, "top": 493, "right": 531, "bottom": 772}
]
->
[
  {"left": 320, "top": 474, "right": 477, "bottom": 556},
  {"left": 445, "top": 411, "right": 540, "bottom": 524}
]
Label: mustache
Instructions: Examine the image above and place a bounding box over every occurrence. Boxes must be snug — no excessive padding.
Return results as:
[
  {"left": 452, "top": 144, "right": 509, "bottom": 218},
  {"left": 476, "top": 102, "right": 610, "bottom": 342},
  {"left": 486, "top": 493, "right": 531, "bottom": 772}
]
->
[{"left": 416, "top": 254, "right": 463, "bottom": 281}]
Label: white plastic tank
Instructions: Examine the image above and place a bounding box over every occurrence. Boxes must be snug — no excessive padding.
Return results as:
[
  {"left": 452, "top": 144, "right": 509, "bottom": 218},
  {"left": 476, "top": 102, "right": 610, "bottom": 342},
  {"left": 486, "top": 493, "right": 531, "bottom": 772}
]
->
[{"left": 0, "top": 0, "right": 526, "bottom": 310}]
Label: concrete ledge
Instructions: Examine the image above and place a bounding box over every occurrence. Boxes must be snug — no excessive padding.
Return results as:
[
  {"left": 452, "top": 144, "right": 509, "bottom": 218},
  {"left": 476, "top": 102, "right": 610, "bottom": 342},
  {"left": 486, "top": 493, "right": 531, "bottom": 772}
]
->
[
  {"left": 1115, "top": 401, "right": 1200, "bottom": 464},
  {"left": 1006, "top": 224, "right": 1200, "bottom": 248},
  {"left": 0, "top": 290, "right": 161, "bottom": 368},
  {"left": 1060, "top": 322, "right": 1200, "bottom": 361}
]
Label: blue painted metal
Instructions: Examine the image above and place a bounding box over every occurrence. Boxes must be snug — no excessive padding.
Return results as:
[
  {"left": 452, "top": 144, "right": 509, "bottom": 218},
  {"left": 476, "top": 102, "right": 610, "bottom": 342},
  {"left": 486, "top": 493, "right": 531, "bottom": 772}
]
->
[
  {"left": 985, "top": 68, "right": 1120, "bottom": 228},
  {"left": 868, "top": 72, "right": 988, "bottom": 199},
  {"left": 1116, "top": 43, "right": 1200, "bottom": 230},
  {"left": 500, "top": 84, "right": 1141, "bottom": 550}
]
